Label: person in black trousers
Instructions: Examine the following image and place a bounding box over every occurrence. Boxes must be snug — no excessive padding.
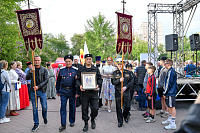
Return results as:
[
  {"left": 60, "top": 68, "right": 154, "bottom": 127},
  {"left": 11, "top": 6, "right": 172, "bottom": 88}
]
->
[{"left": 76, "top": 54, "right": 102, "bottom": 132}]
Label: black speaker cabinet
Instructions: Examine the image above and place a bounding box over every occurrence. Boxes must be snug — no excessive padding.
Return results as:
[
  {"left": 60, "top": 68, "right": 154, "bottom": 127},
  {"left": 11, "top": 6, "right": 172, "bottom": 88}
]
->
[
  {"left": 165, "top": 34, "right": 178, "bottom": 51},
  {"left": 189, "top": 34, "right": 200, "bottom": 51}
]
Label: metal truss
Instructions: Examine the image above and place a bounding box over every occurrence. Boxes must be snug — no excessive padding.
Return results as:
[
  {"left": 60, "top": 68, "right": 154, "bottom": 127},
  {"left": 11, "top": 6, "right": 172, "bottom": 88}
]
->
[{"left": 147, "top": 0, "right": 200, "bottom": 71}]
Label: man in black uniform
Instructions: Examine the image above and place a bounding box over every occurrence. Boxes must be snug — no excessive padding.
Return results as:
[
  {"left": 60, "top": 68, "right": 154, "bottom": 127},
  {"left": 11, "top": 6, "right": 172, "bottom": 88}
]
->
[
  {"left": 76, "top": 54, "right": 102, "bottom": 132},
  {"left": 72, "top": 55, "right": 83, "bottom": 107},
  {"left": 111, "top": 61, "right": 134, "bottom": 127},
  {"left": 125, "top": 64, "right": 139, "bottom": 118}
]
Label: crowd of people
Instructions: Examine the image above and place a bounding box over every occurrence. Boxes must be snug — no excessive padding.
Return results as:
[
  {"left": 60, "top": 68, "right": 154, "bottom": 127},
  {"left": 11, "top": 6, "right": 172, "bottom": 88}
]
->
[
  {"left": 0, "top": 54, "right": 199, "bottom": 133},
  {"left": 0, "top": 60, "right": 30, "bottom": 124}
]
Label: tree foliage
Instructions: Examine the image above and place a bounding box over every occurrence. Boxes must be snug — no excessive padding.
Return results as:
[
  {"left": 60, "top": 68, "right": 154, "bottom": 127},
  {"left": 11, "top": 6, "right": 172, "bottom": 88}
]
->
[
  {"left": 0, "top": 0, "right": 25, "bottom": 63},
  {"left": 70, "top": 34, "right": 85, "bottom": 55},
  {"left": 84, "top": 12, "right": 116, "bottom": 61}
]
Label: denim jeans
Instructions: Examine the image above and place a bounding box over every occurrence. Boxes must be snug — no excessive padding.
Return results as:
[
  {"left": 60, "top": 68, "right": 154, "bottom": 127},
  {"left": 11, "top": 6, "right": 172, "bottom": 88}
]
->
[
  {"left": 30, "top": 90, "right": 47, "bottom": 125},
  {"left": 138, "top": 85, "right": 146, "bottom": 108},
  {"left": 0, "top": 91, "right": 10, "bottom": 119}
]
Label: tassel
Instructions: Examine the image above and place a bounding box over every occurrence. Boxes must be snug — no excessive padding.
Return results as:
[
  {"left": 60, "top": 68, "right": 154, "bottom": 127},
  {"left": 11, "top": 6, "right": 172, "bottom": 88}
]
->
[
  {"left": 26, "top": 51, "right": 29, "bottom": 57},
  {"left": 39, "top": 50, "right": 42, "bottom": 55},
  {"left": 114, "top": 54, "right": 117, "bottom": 59},
  {"left": 128, "top": 55, "right": 130, "bottom": 59}
]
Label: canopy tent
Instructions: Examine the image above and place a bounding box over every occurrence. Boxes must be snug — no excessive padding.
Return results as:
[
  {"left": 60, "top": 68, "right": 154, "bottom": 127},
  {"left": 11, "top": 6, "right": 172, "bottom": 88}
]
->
[{"left": 51, "top": 63, "right": 66, "bottom": 68}]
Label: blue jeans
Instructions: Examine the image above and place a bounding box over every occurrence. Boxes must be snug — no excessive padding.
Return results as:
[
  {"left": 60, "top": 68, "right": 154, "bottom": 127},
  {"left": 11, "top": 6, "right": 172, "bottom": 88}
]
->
[
  {"left": 31, "top": 90, "right": 47, "bottom": 125},
  {"left": 0, "top": 91, "right": 10, "bottom": 119},
  {"left": 138, "top": 85, "right": 146, "bottom": 108}
]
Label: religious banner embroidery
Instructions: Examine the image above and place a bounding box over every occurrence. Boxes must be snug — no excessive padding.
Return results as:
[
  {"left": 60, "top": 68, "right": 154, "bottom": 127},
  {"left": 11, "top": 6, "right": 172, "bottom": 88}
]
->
[
  {"left": 16, "top": 8, "right": 43, "bottom": 51},
  {"left": 116, "top": 12, "right": 132, "bottom": 54}
]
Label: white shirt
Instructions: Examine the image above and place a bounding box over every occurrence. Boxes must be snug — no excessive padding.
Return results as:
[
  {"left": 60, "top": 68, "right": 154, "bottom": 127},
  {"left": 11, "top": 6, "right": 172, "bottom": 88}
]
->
[{"left": 102, "top": 65, "right": 116, "bottom": 76}]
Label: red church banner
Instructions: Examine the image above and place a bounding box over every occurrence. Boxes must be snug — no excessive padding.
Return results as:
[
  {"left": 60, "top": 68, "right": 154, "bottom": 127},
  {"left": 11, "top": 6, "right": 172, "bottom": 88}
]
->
[
  {"left": 116, "top": 12, "right": 132, "bottom": 54},
  {"left": 16, "top": 8, "right": 43, "bottom": 51}
]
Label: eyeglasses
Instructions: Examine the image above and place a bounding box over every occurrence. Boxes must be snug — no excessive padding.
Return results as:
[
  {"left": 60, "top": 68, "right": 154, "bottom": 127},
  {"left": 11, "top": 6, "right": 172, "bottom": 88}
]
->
[
  {"left": 107, "top": 60, "right": 112, "bottom": 61},
  {"left": 164, "top": 62, "right": 170, "bottom": 64}
]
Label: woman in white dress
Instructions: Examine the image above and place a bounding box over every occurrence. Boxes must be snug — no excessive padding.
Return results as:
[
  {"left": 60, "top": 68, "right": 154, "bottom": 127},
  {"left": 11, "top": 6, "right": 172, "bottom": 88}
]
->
[
  {"left": 101, "top": 57, "right": 116, "bottom": 112},
  {"left": 8, "top": 61, "right": 20, "bottom": 116}
]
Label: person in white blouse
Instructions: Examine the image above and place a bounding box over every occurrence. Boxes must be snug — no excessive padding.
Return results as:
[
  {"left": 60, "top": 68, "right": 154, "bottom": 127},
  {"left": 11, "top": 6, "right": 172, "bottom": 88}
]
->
[
  {"left": 0, "top": 60, "right": 11, "bottom": 123},
  {"left": 8, "top": 61, "right": 20, "bottom": 116},
  {"left": 101, "top": 57, "right": 116, "bottom": 112}
]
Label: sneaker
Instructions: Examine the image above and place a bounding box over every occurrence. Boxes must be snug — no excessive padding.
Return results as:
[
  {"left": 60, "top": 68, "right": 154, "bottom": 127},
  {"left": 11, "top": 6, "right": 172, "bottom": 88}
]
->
[
  {"left": 162, "top": 119, "right": 170, "bottom": 125},
  {"left": 0, "top": 118, "right": 5, "bottom": 124},
  {"left": 32, "top": 125, "right": 39, "bottom": 132},
  {"left": 144, "top": 116, "right": 150, "bottom": 120},
  {"left": 143, "top": 112, "right": 150, "bottom": 117},
  {"left": 161, "top": 112, "right": 169, "bottom": 118},
  {"left": 164, "top": 124, "right": 176, "bottom": 130},
  {"left": 142, "top": 112, "right": 147, "bottom": 116},
  {"left": 3, "top": 117, "right": 10, "bottom": 123},
  {"left": 108, "top": 110, "right": 111, "bottom": 113},
  {"left": 156, "top": 111, "right": 164, "bottom": 116},
  {"left": 146, "top": 117, "right": 155, "bottom": 123}
]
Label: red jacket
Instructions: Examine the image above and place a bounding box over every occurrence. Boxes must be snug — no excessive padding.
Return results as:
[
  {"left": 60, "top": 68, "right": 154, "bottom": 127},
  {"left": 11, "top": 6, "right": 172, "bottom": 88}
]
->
[{"left": 146, "top": 74, "right": 156, "bottom": 97}]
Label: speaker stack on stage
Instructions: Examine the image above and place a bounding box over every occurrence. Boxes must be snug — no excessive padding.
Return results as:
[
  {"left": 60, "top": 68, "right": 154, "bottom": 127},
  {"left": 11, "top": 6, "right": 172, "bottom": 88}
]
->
[
  {"left": 165, "top": 34, "right": 178, "bottom": 59},
  {"left": 189, "top": 34, "right": 200, "bottom": 51},
  {"left": 189, "top": 34, "right": 200, "bottom": 74}
]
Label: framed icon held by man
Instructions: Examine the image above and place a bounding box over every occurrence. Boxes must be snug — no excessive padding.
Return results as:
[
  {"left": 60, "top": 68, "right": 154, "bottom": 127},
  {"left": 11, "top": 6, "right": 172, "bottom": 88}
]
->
[{"left": 81, "top": 72, "right": 97, "bottom": 90}]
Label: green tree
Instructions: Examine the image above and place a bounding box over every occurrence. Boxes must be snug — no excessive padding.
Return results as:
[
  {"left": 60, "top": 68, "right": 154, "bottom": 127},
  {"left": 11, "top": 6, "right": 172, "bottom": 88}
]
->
[
  {"left": 70, "top": 34, "right": 85, "bottom": 55},
  {"left": 84, "top": 12, "right": 116, "bottom": 61},
  {"left": 131, "top": 38, "right": 148, "bottom": 61},
  {"left": 43, "top": 33, "right": 70, "bottom": 57},
  {"left": 0, "top": 0, "right": 26, "bottom": 63}
]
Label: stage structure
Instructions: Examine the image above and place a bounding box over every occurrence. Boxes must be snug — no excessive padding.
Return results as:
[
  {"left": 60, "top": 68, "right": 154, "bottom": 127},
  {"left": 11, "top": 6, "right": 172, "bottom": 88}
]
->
[{"left": 147, "top": 0, "right": 200, "bottom": 71}]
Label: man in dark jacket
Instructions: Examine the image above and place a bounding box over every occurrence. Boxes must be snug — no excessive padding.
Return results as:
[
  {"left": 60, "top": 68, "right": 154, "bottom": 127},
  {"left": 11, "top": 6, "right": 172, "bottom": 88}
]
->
[
  {"left": 135, "top": 60, "right": 147, "bottom": 111},
  {"left": 125, "top": 64, "right": 139, "bottom": 118},
  {"left": 112, "top": 61, "right": 135, "bottom": 127},
  {"left": 56, "top": 55, "right": 79, "bottom": 132},
  {"left": 26, "top": 55, "right": 49, "bottom": 132},
  {"left": 76, "top": 54, "right": 102, "bottom": 132},
  {"left": 162, "top": 59, "right": 177, "bottom": 130}
]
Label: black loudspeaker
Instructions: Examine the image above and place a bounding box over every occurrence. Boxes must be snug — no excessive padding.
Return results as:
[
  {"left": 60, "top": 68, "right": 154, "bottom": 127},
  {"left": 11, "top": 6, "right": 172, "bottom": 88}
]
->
[
  {"left": 165, "top": 34, "right": 178, "bottom": 51},
  {"left": 189, "top": 34, "right": 200, "bottom": 51}
]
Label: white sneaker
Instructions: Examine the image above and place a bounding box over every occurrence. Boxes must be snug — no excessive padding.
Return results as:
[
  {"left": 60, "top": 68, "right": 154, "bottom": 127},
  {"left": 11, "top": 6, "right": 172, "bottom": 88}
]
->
[
  {"left": 164, "top": 124, "right": 176, "bottom": 130},
  {"left": 108, "top": 110, "right": 111, "bottom": 113},
  {"left": 0, "top": 119, "right": 5, "bottom": 124},
  {"left": 146, "top": 117, "right": 155, "bottom": 123},
  {"left": 144, "top": 116, "right": 150, "bottom": 120},
  {"left": 162, "top": 119, "right": 170, "bottom": 125},
  {"left": 3, "top": 117, "right": 10, "bottom": 123}
]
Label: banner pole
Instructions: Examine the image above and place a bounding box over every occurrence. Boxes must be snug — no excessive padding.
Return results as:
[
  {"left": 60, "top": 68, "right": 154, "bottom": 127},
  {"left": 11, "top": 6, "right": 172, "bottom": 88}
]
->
[
  {"left": 32, "top": 51, "right": 37, "bottom": 108},
  {"left": 121, "top": 42, "right": 124, "bottom": 109}
]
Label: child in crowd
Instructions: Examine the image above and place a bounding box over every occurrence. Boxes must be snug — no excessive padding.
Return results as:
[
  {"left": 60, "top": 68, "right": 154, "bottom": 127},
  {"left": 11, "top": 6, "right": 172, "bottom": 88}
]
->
[
  {"left": 162, "top": 59, "right": 177, "bottom": 130},
  {"left": 143, "top": 62, "right": 153, "bottom": 119},
  {"left": 145, "top": 66, "right": 157, "bottom": 123}
]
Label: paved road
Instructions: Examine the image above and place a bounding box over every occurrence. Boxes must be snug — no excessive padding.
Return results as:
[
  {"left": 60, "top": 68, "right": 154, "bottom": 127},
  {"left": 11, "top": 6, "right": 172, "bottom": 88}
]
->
[{"left": 0, "top": 96, "right": 193, "bottom": 133}]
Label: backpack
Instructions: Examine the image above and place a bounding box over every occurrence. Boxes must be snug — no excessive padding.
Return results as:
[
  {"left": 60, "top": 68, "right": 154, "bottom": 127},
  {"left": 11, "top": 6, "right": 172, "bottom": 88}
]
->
[{"left": 0, "top": 70, "right": 5, "bottom": 94}]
